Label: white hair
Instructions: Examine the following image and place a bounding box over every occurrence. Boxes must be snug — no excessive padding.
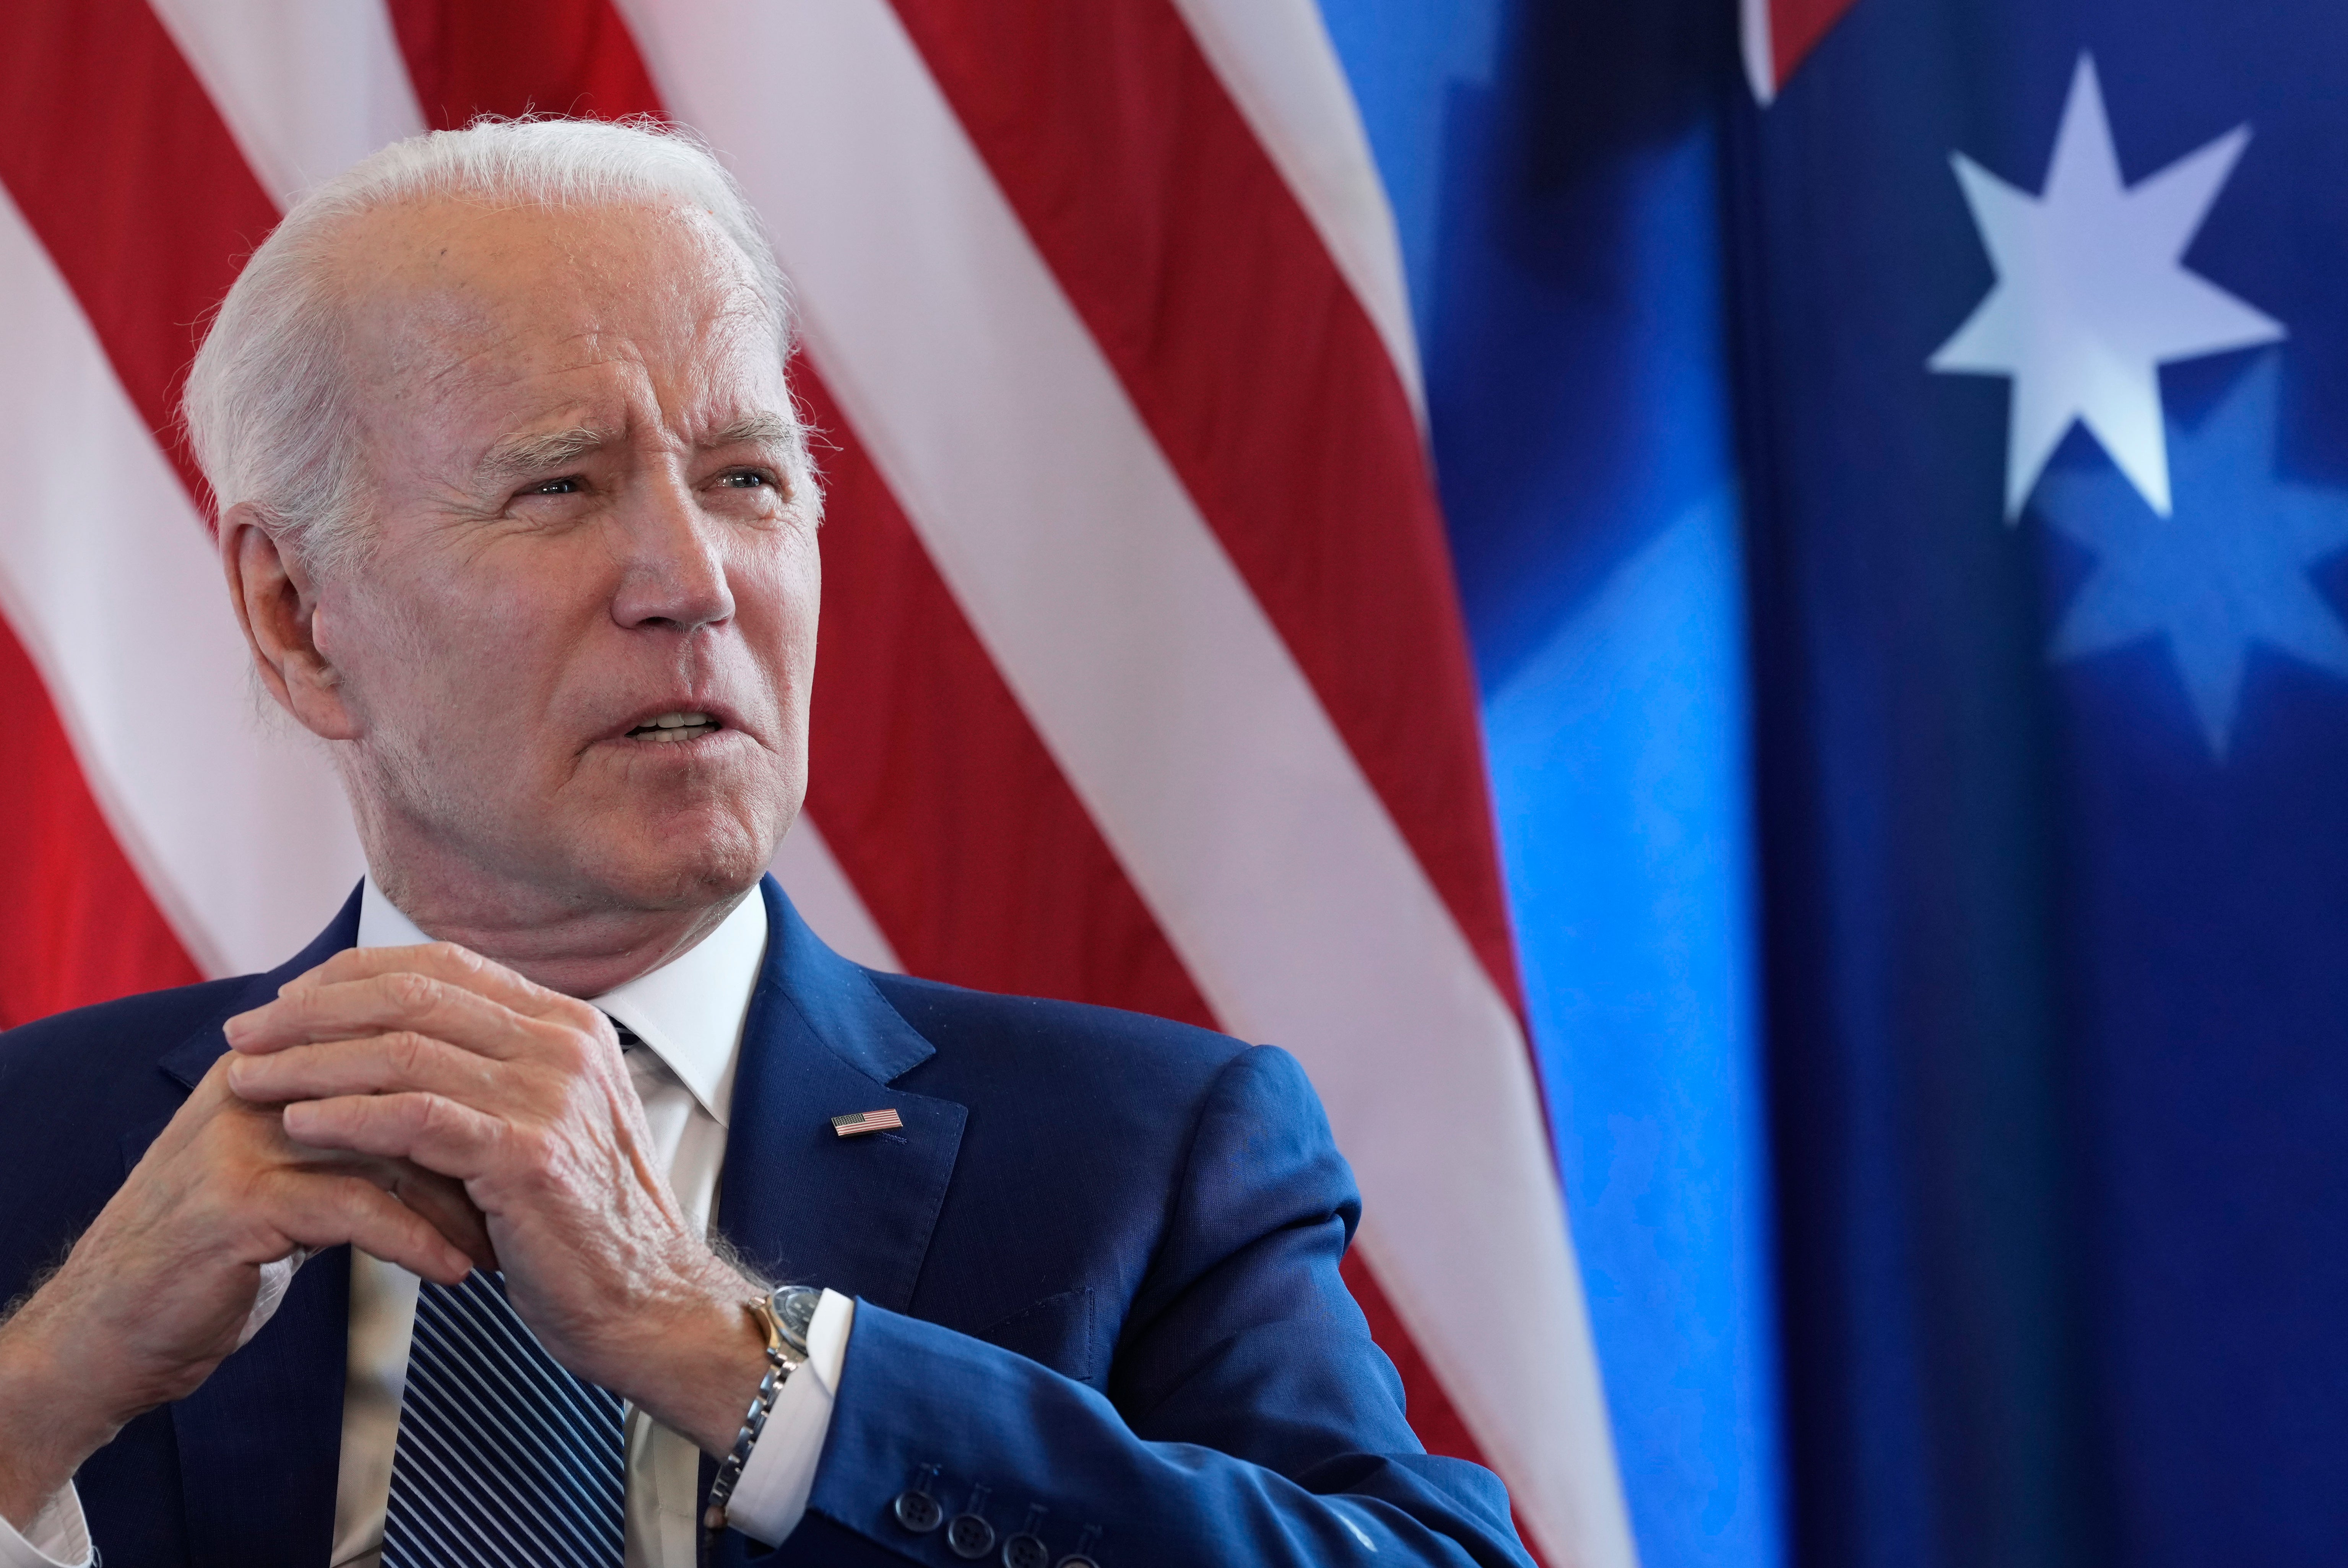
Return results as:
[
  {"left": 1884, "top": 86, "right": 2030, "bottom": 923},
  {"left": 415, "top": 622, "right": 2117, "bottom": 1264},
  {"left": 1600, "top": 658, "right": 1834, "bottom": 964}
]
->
[{"left": 182, "top": 116, "right": 811, "bottom": 578}]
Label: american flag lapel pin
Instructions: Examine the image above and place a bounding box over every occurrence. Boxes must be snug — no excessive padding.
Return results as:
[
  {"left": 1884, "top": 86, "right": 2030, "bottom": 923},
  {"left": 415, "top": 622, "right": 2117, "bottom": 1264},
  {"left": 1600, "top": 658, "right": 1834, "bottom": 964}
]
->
[{"left": 831, "top": 1107, "right": 905, "bottom": 1138}]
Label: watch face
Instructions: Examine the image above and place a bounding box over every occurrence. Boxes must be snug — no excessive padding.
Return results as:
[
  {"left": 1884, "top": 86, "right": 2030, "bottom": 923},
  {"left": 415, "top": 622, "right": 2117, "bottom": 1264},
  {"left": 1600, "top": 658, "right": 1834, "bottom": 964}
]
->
[{"left": 776, "top": 1285, "right": 821, "bottom": 1347}]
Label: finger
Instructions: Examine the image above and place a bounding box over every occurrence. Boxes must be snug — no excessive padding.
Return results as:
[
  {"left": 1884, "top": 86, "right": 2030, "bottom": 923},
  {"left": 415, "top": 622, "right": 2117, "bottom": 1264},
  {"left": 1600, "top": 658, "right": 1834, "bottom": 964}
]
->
[
  {"left": 276, "top": 942, "right": 581, "bottom": 1024},
  {"left": 252, "top": 1166, "right": 474, "bottom": 1285},
  {"left": 378, "top": 1165, "right": 500, "bottom": 1272},
  {"left": 126, "top": 1056, "right": 290, "bottom": 1189},
  {"left": 226, "top": 970, "right": 560, "bottom": 1061},
  {"left": 270, "top": 1141, "right": 500, "bottom": 1272},
  {"left": 225, "top": 1030, "right": 505, "bottom": 1106},
  {"left": 281, "top": 1092, "right": 509, "bottom": 1185}
]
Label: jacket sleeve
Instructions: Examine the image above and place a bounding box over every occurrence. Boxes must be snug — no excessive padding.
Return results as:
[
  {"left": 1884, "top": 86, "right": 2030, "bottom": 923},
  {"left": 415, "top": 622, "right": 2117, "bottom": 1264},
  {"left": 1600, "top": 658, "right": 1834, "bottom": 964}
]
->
[{"left": 752, "top": 1043, "right": 1536, "bottom": 1568}]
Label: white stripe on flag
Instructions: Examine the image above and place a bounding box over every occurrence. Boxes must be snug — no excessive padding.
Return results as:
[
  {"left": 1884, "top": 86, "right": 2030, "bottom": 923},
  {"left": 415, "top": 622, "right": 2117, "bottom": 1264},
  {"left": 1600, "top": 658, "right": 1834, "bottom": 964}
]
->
[
  {"left": 612, "top": 4, "right": 1629, "bottom": 1560},
  {"left": 145, "top": 0, "right": 427, "bottom": 205},
  {"left": 0, "top": 183, "right": 364, "bottom": 976},
  {"left": 1741, "top": 0, "right": 1779, "bottom": 104}
]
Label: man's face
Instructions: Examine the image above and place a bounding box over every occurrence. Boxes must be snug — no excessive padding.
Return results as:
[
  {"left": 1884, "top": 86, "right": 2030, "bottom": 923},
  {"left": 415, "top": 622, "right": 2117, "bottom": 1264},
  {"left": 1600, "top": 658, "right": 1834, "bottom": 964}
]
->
[{"left": 313, "top": 198, "right": 817, "bottom": 917}]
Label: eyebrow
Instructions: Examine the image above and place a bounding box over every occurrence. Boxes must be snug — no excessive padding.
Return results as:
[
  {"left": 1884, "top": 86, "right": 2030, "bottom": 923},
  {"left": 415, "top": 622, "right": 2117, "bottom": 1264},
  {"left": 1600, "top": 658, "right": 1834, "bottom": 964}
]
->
[
  {"left": 705, "top": 412, "right": 794, "bottom": 450},
  {"left": 476, "top": 424, "right": 612, "bottom": 486},
  {"left": 474, "top": 413, "right": 794, "bottom": 487}
]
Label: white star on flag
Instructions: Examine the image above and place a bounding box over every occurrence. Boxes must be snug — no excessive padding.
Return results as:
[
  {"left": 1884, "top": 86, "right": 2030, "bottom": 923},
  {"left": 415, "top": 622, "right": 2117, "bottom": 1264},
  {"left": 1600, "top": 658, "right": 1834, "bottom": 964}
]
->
[
  {"left": 1930, "top": 53, "right": 2284, "bottom": 519},
  {"left": 2038, "top": 355, "right": 2348, "bottom": 757}
]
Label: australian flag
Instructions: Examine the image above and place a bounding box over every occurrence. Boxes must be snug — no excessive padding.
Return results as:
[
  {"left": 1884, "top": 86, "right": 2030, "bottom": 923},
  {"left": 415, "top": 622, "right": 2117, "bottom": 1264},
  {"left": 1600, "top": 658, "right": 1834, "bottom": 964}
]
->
[{"left": 1735, "top": 2, "right": 2348, "bottom": 1566}]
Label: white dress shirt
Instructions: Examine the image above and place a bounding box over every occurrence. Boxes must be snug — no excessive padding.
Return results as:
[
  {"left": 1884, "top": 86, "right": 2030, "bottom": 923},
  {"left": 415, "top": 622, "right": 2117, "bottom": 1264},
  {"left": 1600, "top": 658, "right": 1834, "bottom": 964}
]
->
[{"left": 0, "top": 880, "right": 853, "bottom": 1568}]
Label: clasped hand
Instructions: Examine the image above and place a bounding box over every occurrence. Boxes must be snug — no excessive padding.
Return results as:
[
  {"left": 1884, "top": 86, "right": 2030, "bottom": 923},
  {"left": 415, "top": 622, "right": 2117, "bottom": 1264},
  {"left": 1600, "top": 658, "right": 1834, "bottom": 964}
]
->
[
  {"left": 223, "top": 944, "right": 762, "bottom": 1440},
  {"left": 0, "top": 944, "right": 764, "bottom": 1531}
]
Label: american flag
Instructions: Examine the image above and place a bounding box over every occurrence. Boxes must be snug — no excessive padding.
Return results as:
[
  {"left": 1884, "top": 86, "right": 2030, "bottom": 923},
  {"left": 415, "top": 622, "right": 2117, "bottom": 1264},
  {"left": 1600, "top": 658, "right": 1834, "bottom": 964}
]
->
[{"left": 0, "top": 3, "right": 1623, "bottom": 1563}]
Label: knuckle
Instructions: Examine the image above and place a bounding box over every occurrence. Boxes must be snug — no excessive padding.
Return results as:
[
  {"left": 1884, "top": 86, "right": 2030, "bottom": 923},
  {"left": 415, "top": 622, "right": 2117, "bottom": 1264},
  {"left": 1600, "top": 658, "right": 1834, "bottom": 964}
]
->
[
  {"left": 319, "top": 1175, "right": 376, "bottom": 1228},
  {"left": 414, "top": 1093, "right": 473, "bottom": 1146},
  {"left": 508, "top": 1121, "right": 556, "bottom": 1176},
  {"left": 555, "top": 1030, "right": 595, "bottom": 1072},
  {"left": 384, "top": 970, "right": 441, "bottom": 1012},
  {"left": 387, "top": 1030, "right": 434, "bottom": 1076},
  {"left": 532, "top": 1021, "right": 589, "bottom": 1074}
]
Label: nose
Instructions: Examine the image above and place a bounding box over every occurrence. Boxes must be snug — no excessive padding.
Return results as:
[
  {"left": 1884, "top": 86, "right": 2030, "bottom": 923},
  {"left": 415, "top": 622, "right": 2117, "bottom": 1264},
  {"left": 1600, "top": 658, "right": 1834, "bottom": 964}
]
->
[{"left": 610, "top": 471, "right": 735, "bottom": 636}]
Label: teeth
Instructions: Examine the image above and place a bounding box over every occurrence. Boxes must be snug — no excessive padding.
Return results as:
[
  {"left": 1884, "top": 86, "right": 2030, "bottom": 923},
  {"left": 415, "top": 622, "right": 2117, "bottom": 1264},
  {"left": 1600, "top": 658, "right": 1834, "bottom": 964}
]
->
[{"left": 629, "top": 710, "right": 720, "bottom": 742}]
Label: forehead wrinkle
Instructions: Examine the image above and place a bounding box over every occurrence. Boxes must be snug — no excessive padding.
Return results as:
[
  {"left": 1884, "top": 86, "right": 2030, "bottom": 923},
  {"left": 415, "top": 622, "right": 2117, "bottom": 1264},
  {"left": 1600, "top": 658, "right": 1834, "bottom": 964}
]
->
[
  {"left": 431, "top": 328, "right": 648, "bottom": 396},
  {"left": 335, "top": 205, "right": 786, "bottom": 484}
]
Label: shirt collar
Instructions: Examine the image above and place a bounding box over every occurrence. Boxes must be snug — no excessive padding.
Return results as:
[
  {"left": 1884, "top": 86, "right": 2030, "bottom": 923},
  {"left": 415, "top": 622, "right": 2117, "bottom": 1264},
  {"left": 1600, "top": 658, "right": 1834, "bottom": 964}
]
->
[{"left": 356, "top": 879, "right": 769, "bottom": 1128}]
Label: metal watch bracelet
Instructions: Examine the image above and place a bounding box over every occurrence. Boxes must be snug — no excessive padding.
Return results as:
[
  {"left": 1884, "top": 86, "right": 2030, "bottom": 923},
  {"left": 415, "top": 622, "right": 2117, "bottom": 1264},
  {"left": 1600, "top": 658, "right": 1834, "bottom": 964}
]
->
[{"left": 703, "top": 1285, "right": 820, "bottom": 1536}]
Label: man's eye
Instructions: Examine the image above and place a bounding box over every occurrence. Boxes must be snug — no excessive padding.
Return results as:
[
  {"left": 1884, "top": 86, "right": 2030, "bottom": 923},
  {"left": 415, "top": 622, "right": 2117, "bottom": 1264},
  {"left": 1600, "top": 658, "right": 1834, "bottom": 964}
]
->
[
  {"left": 718, "top": 470, "right": 775, "bottom": 489},
  {"left": 529, "top": 476, "right": 582, "bottom": 496}
]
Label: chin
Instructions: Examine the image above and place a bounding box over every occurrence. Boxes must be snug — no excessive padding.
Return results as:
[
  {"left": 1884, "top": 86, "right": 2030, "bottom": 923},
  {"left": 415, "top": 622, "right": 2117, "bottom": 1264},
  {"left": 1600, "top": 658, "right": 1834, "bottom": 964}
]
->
[{"left": 588, "top": 805, "right": 784, "bottom": 907}]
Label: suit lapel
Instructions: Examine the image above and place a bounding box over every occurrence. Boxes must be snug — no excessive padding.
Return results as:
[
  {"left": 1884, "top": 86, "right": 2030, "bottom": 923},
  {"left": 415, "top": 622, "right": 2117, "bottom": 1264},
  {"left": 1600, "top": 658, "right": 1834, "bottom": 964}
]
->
[
  {"left": 151, "top": 886, "right": 362, "bottom": 1092},
  {"left": 715, "top": 878, "right": 966, "bottom": 1312},
  {"left": 151, "top": 888, "right": 362, "bottom": 1568},
  {"left": 167, "top": 1247, "right": 351, "bottom": 1568}
]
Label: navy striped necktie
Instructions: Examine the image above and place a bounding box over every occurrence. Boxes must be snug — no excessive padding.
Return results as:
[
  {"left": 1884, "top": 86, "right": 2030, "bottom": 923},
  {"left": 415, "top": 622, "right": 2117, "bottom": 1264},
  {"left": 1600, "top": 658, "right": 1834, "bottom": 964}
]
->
[
  {"left": 380, "top": 1268, "right": 627, "bottom": 1568},
  {"left": 380, "top": 1016, "right": 642, "bottom": 1566}
]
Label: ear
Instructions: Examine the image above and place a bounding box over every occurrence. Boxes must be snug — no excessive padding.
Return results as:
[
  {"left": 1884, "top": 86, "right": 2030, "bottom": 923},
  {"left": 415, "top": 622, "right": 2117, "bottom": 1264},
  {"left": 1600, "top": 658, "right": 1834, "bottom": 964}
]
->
[{"left": 219, "top": 502, "right": 360, "bottom": 741}]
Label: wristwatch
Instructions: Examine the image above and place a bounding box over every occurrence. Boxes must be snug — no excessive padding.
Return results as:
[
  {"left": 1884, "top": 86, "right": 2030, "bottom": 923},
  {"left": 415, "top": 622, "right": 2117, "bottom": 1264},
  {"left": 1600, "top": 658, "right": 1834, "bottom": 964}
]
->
[
  {"left": 704, "top": 1284, "right": 824, "bottom": 1534},
  {"left": 762, "top": 1282, "right": 821, "bottom": 1362}
]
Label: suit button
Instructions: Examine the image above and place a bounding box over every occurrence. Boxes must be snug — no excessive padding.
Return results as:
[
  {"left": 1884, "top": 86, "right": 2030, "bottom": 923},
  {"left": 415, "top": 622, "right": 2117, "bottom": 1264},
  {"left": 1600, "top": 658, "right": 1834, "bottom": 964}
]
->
[
  {"left": 893, "top": 1490, "right": 943, "bottom": 1532},
  {"left": 1055, "top": 1558, "right": 1099, "bottom": 1568},
  {"left": 947, "top": 1513, "right": 998, "bottom": 1558},
  {"left": 1002, "top": 1533, "right": 1050, "bottom": 1568}
]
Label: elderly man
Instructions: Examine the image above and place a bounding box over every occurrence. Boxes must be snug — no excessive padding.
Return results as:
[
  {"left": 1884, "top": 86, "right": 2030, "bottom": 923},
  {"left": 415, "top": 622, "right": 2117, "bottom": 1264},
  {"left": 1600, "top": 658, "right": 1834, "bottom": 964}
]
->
[{"left": 0, "top": 120, "right": 1530, "bottom": 1568}]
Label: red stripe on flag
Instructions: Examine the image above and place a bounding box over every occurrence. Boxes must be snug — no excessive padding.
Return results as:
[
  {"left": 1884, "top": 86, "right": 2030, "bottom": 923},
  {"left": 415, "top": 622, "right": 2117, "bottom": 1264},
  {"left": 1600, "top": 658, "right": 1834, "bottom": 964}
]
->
[
  {"left": 883, "top": 0, "right": 1525, "bottom": 1016},
  {"left": 0, "top": 0, "right": 280, "bottom": 516},
  {"left": 0, "top": 618, "right": 201, "bottom": 1027},
  {"left": 0, "top": 0, "right": 268, "bottom": 1016},
  {"left": 1768, "top": 0, "right": 1866, "bottom": 91},
  {"left": 385, "top": 0, "right": 666, "bottom": 127},
  {"left": 797, "top": 370, "right": 1217, "bottom": 1024}
]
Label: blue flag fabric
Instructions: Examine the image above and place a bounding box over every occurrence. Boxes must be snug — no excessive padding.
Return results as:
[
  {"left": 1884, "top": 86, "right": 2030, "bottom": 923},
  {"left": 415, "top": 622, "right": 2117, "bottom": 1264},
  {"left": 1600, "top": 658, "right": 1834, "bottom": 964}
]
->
[
  {"left": 1731, "top": 3, "right": 2348, "bottom": 1566},
  {"left": 1325, "top": 7, "right": 1786, "bottom": 1568},
  {"left": 1326, "top": 2, "right": 2348, "bottom": 1565}
]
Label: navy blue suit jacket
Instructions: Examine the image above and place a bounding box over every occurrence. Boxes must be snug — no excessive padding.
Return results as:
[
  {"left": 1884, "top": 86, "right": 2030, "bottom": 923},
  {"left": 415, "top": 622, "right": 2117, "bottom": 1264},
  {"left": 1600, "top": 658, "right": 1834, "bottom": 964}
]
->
[{"left": 0, "top": 878, "right": 1531, "bottom": 1568}]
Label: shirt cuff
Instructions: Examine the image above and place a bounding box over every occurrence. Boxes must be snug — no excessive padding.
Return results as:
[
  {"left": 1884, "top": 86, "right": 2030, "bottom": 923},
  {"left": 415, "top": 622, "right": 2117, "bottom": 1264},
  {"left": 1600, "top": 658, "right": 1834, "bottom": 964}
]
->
[
  {"left": 0, "top": 1485, "right": 92, "bottom": 1568},
  {"left": 719, "top": 1289, "right": 855, "bottom": 1546}
]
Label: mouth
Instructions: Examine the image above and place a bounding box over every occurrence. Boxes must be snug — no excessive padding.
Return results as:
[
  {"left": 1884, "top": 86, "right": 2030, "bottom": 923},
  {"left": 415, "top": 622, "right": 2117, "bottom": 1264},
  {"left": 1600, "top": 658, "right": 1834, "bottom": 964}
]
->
[{"left": 622, "top": 709, "right": 726, "bottom": 744}]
